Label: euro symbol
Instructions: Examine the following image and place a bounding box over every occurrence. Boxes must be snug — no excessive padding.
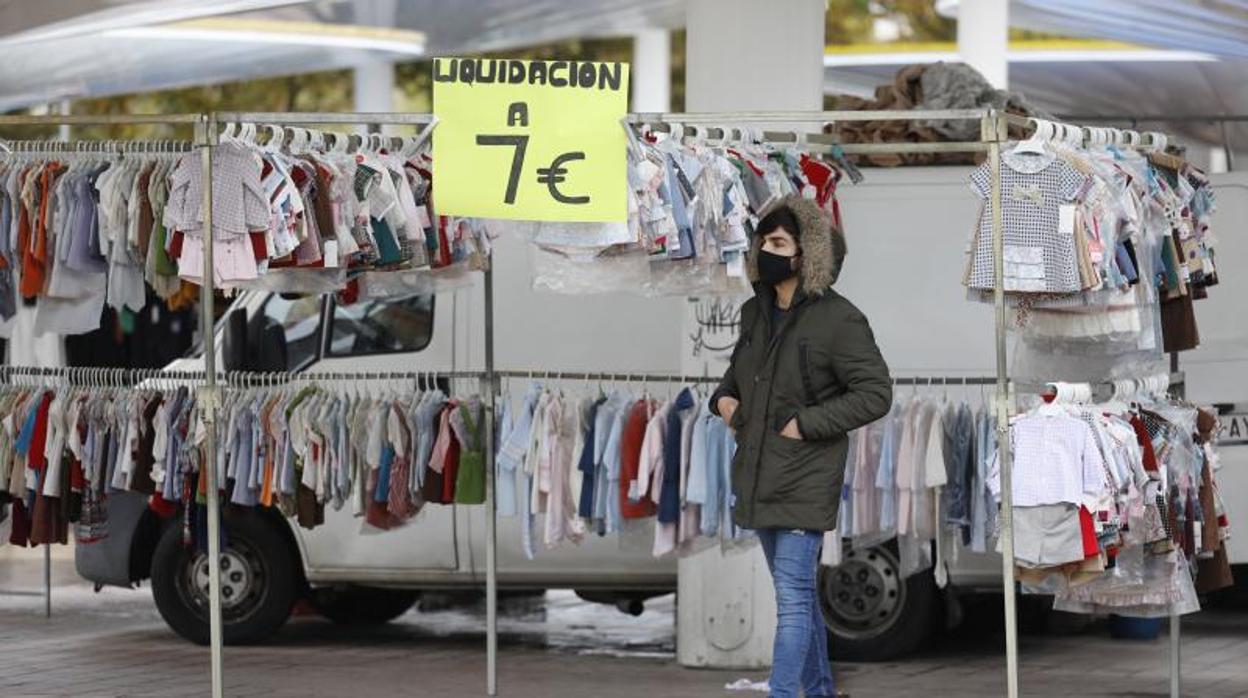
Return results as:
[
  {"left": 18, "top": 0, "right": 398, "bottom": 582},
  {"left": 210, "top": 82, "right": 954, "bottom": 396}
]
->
[{"left": 535, "top": 152, "right": 590, "bottom": 204}]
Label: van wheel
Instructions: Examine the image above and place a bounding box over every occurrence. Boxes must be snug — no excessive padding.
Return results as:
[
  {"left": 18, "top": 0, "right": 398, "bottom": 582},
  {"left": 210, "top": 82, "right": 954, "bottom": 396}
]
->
[
  {"left": 817, "top": 545, "right": 935, "bottom": 661},
  {"left": 311, "top": 587, "right": 419, "bottom": 625},
  {"left": 150, "top": 509, "right": 297, "bottom": 645}
]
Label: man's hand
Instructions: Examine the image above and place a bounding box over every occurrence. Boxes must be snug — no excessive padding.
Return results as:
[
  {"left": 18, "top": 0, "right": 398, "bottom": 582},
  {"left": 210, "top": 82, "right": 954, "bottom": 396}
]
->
[
  {"left": 717, "top": 396, "right": 740, "bottom": 427},
  {"left": 780, "top": 418, "right": 803, "bottom": 440}
]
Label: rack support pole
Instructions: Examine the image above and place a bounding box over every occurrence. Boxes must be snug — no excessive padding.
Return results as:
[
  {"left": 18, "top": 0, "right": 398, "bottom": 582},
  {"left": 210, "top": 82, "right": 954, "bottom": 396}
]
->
[
  {"left": 198, "top": 114, "right": 226, "bottom": 698},
  {"left": 985, "top": 111, "right": 1020, "bottom": 698},
  {"left": 1169, "top": 350, "right": 1182, "bottom": 698},
  {"left": 484, "top": 258, "right": 499, "bottom": 696},
  {"left": 43, "top": 544, "right": 50, "bottom": 618}
]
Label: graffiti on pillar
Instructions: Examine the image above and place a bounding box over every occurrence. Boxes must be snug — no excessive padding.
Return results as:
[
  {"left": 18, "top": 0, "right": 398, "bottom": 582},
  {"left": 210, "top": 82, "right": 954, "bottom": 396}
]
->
[{"left": 683, "top": 296, "right": 748, "bottom": 377}]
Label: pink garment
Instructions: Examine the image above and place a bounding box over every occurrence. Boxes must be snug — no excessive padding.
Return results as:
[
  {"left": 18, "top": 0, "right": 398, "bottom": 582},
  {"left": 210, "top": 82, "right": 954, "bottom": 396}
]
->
[
  {"left": 427, "top": 401, "right": 459, "bottom": 476},
  {"left": 634, "top": 401, "right": 671, "bottom": 505},
  {"left": 543, "top": 395, "right": 585, "bottom": 548},
  {"left": 678, "top": 406, "right": 700, "bottom": 546},
  {"left": 911, "top": 402, "right": 941, "bottom": 541},
  {"left": 894, "top": 400, "right": 923, "bottom": 536},
  {"left": 852, "top": 418, "right": 883, "bottom": 538}
]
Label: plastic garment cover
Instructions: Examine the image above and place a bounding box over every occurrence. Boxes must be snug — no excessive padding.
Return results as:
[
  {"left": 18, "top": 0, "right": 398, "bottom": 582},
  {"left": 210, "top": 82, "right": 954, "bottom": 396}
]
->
[
  {"left": 356, "top": 265, "right": 475, "bottom": 298},
  {"left": 1053, "top": 549, "right": 1201, "bottom": 617},
  {"left": 237, "top": 268, "right": 347, "bottom": 295}
]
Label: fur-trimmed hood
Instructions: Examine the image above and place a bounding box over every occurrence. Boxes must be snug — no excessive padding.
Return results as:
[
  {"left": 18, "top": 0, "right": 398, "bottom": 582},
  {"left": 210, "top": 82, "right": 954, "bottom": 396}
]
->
[{"left": 746, "top": 195, "right": 846, "bottom": 296}]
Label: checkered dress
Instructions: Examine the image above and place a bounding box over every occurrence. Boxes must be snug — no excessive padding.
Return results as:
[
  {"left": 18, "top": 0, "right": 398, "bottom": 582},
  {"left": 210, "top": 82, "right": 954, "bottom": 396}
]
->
[{"left": 968, "top": 150, "right": 1088, "bottom": 294}]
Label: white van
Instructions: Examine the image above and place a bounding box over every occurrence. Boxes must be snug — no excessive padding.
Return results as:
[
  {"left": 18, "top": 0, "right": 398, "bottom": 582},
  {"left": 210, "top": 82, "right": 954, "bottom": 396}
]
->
[{"left": 75, "top": 168, "right": 1248, "bottom": 661}]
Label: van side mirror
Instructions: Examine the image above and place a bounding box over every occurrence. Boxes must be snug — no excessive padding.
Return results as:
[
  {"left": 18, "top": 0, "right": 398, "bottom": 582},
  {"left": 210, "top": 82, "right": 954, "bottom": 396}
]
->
[
  {"left": 223, "top": 309, "right": 247, "bottom": 372},
  {"left": 251, "top": 319, "right": 288, "bottom": 372}
]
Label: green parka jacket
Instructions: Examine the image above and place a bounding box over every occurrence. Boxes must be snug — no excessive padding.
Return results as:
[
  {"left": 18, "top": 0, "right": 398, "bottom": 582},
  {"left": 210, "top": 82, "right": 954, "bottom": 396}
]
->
[{"left": 710, "top": 195, "right": 892, "bottom": 532}]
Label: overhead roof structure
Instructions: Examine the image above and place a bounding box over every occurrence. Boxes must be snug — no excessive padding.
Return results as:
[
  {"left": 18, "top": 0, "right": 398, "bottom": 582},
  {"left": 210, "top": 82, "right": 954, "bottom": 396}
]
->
[
  {"left": 0, "top": 0, "right": 1243, "bottom": 150},
  {"left": 0, "top": 0, "right": 685, "bottom": 110}
]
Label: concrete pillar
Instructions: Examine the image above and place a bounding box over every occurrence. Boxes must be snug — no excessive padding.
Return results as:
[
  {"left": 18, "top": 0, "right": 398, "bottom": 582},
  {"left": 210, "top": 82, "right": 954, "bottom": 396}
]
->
[
  {"left": 686, "top": 0, "right": 825, "bottom": 113},
  {"left": 632, "top": 29, "right": 671, "bottom": 112},
  {"left": 956, "top": 0, "right": 1009, "bottom": 89},
  {"left": 353, "top": 0, "right": 398, "bottom": 134},
  {"left": 678, "top": 0, "right": 826, "bottom": 671},
  {"left": 353, "top": 59, "right": 396, "bottom": 134}
]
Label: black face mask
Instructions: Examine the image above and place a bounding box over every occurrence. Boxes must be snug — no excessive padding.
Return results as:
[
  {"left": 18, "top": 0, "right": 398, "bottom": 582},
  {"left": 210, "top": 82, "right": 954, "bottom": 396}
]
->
[{"left": 756, "top": 249, "right": 799, "bottom": 285}]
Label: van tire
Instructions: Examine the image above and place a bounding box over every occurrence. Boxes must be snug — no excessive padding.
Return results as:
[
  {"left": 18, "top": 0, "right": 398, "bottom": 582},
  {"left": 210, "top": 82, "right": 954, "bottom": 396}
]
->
[
  {"left": 151, "top": 508, "right": 297, "bottom": 645},
  {"left": 311, "top": 587, "right": 419, "bottom": 625},
  {"left": 817, "top": 545, "right": 935, "bottom": 661}
]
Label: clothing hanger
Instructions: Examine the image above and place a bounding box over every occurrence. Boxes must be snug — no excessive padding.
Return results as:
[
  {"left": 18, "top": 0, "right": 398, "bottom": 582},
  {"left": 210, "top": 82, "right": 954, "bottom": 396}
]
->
[{"left": 1014, "top": 118, "right": 1051, "bottom": 156}]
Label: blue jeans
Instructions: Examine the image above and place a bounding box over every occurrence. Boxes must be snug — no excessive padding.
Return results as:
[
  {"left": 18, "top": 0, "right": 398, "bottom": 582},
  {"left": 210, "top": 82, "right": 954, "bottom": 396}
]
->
[{"left": 758, "top": 528, "right": 835, "bottom": 698}]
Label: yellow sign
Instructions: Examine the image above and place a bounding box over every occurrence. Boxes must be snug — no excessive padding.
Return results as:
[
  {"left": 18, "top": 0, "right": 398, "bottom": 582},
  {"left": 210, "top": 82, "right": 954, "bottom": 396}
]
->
[{"left": 432, "top": 57, "right": 630, "bottom": 223}]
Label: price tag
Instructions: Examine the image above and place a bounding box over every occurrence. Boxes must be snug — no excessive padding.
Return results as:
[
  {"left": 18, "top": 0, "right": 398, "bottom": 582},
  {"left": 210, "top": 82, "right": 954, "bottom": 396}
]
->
[
  {"left": 1058, "top": 204, "right": 1077, "bottom": 235},
  {"left": 433, "top": 58, "right": 630, "bottom": 222}
]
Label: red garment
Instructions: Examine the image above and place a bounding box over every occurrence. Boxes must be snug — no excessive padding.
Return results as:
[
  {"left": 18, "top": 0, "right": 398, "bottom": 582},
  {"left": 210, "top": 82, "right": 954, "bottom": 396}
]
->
[
  {"left": 441, "top": 428, "right": 461, "bottom": 505},
  {"left": 8, "top": 499, "right": 31, "bottom": 547},
  {"left": 28, "top": 392, "right": 53, "bottom": 472},
  {"left": 798, "top": 154, "right": 840, "bottom": 209},
  {"left": 169, "top": 230, "right": 184, "bottom": 259},
  {"left": 149, "top": 493, "right": 178, "bottom": 519},
  {"left": 1079, "top": 506, "right": 1099, "bottom": 558},
  {"left": 364, "top": 466, "right": 402, "bottom": 531},
  {"left": 249, "top": 232, "right": 268, "bottom": 261},
  {"left": 435, "top": 216, "right": 451, "bottom": 268},
  {"left": 620, "top": 400, "right": 658, "bottom": 520},
  {"left": 69, "top": 458, "right": 85, "bottom": 492},
  {"left": 1129, "top": 416, "right": 1159, "bottom": 472}
]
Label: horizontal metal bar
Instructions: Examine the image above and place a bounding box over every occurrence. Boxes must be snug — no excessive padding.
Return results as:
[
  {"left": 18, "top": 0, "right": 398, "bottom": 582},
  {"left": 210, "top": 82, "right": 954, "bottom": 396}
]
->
[
  {"left": 214, "top": 112, "right": 434, "bottom": 126},
  {"left": 1058, "top": 114, "right": 1248, "bottom": 124},
  {"left": 893, "top": 376, "right": 997, "bottom": 386},
  {"left": 0, "top": 114, "right": 202, "bottom": 126},
  {"left": 835, "top": 141, "right": 989, "bottom": 155},
  {"left": 494, "top": 370, "right": 719, "bottom": 384},
  {"left": 627, "top": 109, "right": 991, "bottom": 124},
  {"left": 653, "top": 122, "right": 990, "bottom": 156}
]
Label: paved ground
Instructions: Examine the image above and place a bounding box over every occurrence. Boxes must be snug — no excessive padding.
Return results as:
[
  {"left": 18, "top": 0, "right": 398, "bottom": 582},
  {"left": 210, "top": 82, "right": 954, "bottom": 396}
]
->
[{"left": 2, "top": 550, "right": 1248, "bottom": 697}]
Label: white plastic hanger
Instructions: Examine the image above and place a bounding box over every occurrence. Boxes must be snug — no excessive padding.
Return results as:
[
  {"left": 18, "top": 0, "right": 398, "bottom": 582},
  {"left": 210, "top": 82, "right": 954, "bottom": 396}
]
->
[
  {"left": 1065, "top": 122, "right": 1082, "bottom": 148},
  {"left": 1014, "top": 118, "right": 1051, "bottom": 156}
]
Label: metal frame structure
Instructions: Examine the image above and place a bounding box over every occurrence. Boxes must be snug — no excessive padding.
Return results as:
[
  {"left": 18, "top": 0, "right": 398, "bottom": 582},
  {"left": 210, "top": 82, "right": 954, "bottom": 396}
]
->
[{"left": 0, "top": 107, "right": 1192, "bottom": 698}]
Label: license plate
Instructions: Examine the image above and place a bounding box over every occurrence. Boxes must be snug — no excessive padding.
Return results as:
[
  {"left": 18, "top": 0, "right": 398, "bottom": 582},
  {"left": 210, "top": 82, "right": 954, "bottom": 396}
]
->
[{"left": 1215, "top": 403, "right": 1248, "bottom": 446}]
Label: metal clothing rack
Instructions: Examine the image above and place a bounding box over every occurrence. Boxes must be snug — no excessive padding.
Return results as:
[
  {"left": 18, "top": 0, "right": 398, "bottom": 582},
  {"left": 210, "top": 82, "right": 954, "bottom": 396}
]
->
[{"left": 0, "top": 107, "right": 1192, "bottom": 698}]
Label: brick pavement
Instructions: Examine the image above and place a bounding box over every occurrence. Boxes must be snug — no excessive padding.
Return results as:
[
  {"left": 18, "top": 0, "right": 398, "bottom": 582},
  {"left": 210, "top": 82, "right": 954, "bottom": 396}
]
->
[{"left": 2, "top": 571, "right": 1248, "bottom": 697}]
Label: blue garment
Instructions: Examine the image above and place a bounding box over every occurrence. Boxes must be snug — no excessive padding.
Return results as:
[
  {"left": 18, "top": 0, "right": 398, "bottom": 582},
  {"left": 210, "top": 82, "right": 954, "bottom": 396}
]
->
[
  {"left": 601, "top": 397, "right": 632, "bottom": 535},
  {"left": 577, "top": 398, "right": 604, "bottom": 518},
  {"left": 231, "top": 410, "right": 256, "bottom": 506},
  {"left": 701, "top": 415, "right": 728, "bottom": 536},
  {"left": 498, "top": 384, "right": 540, "bottom": 518},
  {"left": 722, "top": 423, "right": 741, "bottom": 539},
  {"left": 757, "top": 528, "right": 836, "bottom": 698},
  {"left": 659, "top": 389, "right": 695, "bottom": 524},
  {"left": 1115, "top": 242, "right": 1139, "bottom": 284},
  {"left": 663, "top": 156, "right": 695, "bottom": 260},
  {"left": 686, "top": 402, "right": 712, "bottom": 511},
  {"left": 374, "top": 443, "right": 395, "bottom": 502},
  {"left": 876, "top": 402, "right": 903, "bottom": 532},
  {"left": 942, "top": 403, "right": 975, "bottom": 545},
  {"left": 495, "top": 400, "right": 516, "bottom": 517},
  {"left": 591, "top": 394, "right": 624, "bottom": 534},
  {"left": 14, "top": 393, "right": 42, "bottom": 456},
  {"left": 838, "top": 430, "right": 856, "bottom": 535},
  {"left": 970, "top": 406, "right": 995, "bottom": 553}
]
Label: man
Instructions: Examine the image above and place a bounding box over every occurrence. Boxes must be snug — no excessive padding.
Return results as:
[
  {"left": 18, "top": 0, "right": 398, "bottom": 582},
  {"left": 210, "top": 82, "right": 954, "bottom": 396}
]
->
[{"left": 711, "top": 194, "right": 892, "bottom": 698}]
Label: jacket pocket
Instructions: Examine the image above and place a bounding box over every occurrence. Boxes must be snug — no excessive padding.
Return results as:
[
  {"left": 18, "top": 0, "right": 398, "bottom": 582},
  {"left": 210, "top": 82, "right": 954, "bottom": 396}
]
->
[
  {"left": 756, "top": 433, "right": 826, "bottom": 504},
  {"left": 798, "top": 340, "right": 818, "bottom": 406}
]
